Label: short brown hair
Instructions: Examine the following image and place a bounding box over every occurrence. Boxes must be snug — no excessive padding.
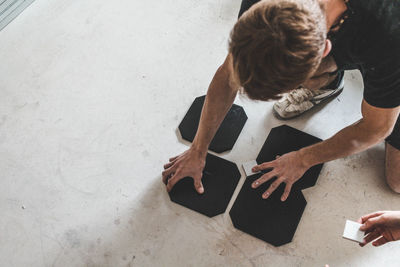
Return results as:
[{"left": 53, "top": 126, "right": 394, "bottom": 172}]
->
[{"left": 229, "top": 0, "right": 326, "bottom": 100}]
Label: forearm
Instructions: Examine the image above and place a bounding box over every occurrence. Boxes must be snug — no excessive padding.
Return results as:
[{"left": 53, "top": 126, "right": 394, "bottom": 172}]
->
[
  {"left": 191, "top": 54, "right": 239, "bottom": 154},
  {"left": 299, "top": 119, "right": 389, "bottom": 167},
  {"left": 299, "top": 99, "right": 400, "bottom": 168}
]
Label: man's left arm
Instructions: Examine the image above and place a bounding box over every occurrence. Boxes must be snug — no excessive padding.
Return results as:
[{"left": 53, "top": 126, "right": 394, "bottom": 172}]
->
[{"left": 252, "top": 100, "right": 400, "bottom": 201}]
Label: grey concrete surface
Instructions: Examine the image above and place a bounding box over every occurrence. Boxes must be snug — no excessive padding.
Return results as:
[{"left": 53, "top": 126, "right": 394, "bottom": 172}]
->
[{"left": 1, "top": 0, "right": 399, "bottom": 266}]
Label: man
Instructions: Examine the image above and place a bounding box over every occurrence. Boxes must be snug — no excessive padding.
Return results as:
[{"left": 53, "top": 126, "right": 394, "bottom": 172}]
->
[{"left": 162, "top": 0, "right": 400, "bottom": 202}]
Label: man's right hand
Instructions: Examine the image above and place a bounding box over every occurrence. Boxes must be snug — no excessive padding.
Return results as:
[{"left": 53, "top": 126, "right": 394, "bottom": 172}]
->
[{"left": 162, "top": 147, "right": 207, "bottom": 194}]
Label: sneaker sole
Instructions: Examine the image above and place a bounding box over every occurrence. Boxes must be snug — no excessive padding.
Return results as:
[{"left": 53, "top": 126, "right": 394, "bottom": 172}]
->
[{"left": 272, "top": 87, "right": 344, "bottom": 120}]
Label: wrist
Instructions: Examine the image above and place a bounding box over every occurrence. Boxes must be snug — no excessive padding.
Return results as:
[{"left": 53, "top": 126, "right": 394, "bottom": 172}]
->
[
  {"left": 190, "top": 143, "right": 208, "bottom": 157},
  {"left": 297, "top": 148, "right": 317, "bottom": 169}
]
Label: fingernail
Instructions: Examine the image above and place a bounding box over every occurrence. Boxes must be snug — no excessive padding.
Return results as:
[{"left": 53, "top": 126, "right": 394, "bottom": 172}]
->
[
  {"left": 252, "top": 182, "right": 259, "bottom": 188},
  {"left": 252, "top": 167, "right": 257, "bottom": 172},
  {"left": 199, "top": 187, "right": 204, "bottom": 194},
  {"left": 263, "top": 193, "right": 269, "bottom": 199}
]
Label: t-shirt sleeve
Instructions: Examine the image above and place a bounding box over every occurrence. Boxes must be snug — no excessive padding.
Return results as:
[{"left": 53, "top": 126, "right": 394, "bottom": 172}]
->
[
  {"left": 238, "top": 0, "right": 261, "bottom": 18},
  {"left": 363, "top": 65, "right": 400, "bottom": 108}
]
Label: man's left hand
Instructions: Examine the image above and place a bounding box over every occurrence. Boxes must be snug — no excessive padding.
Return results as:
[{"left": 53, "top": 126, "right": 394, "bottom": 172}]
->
[{"left": 251, "top": 151, "right": 309, "bottom": 201}]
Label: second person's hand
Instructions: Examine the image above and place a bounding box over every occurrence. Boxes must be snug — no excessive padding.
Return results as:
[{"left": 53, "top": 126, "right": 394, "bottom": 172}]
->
[
  {"left": 162, "top": 147, "right": 206, "bottom": 193},
  {"left": 358, "top": 211, "right": 400, "bottom": 247}
]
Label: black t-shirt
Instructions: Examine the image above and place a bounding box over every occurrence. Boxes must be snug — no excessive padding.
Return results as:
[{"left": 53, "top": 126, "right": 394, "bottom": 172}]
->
[
  {"left": 331, "top": 0, "right": 400, "bottom": 108},
  {"left": 238, "top": 0, "right": 400, "bottom": 108}
]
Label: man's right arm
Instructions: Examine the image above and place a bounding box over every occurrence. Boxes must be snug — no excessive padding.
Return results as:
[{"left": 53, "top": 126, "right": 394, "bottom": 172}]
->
[{"left": 162, "top": 53, "right": 240, "bottom": 193}]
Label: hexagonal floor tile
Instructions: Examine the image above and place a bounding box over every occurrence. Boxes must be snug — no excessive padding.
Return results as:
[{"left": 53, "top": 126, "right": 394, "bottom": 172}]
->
[
  {"left": 229, "top": 173, "right": 307, "bottom": 246},
  {"left": 169, "top": 153, "right": 241, "bottom": 217},
  {"left": 256, "top": 125, "right": 323, "bottom": 190},
  {"left": 178, "top": 95, "right": 248, "bottom": 153},
  {"left": 229, "top": 125, "right": 324, "bottom": 246}
]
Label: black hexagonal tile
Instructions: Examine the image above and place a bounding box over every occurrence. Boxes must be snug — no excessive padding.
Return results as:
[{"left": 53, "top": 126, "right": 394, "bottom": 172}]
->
[
  {"left": 168, "top": 153, "right": 241, "bottom": 217},
  {"left": 229, "top": 173, "right": 307, "bottom": 246},
  {"left": 178, "top": 95, "right": 248, "bottom": 153},
  {"left": 256, "top": 125, "right": 323, "bottom": 190},
  {"left": 229, "top": 125, "right": 324, "bottom": 246}
]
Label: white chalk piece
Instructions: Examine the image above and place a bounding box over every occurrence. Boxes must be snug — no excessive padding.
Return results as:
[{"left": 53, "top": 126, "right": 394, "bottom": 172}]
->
[
  {"left": 342, "top": 220, "right": 365, "bottom": 243},
  {"left": 242, "top": 160, "right": 259, "bottom": 177}
]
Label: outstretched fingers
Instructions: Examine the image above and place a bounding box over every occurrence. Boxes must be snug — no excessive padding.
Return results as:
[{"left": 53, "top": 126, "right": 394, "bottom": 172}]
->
[
  {"left": 253, "top": 161, "right": 274, "bottom": 172},
  {"left": 169, "top": 156, "right": 178, "bottom": 162},
  {"left": 281, "top": 183, "right": 293, "bottom": 201},
  {"left": 166, "top": 173, "right": 183, "bottom": 192},
  {"left": 262, "top": 177, "right": 285, "bottom": 199},
  {"left": 164, "top": 156, "right": 179, "bottom": 169},
  {"left": 166, "top": 173, "right": 204, "bottom": 194},
  {"left": 162, "top": 165, "right": 176, "bottom": 184},
  {"left": 251, "top": 169, "right": 291, "bottom": 200},
  {"left": 163, "top": 161, "right": 174, "bottom": 170},
  {"left": 162, "top": 156, "right": 180, "bottom": 184},
  {"left": 193, "top": 177, "right": 204, "bottom": 194},
  {"left": 252, "top": 171, "right": 277, "bottom": 189}
]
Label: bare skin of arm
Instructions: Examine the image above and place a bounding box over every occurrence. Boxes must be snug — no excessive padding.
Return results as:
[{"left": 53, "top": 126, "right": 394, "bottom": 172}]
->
[
  {"left": 162, "top": 54, "right": 239, "bottom": 193},
  {"left": 252, "top": 100, "right": 400, "bottom": 201},
  {"left": 300, "top": 101, "right": 400, "bottom": 165}
]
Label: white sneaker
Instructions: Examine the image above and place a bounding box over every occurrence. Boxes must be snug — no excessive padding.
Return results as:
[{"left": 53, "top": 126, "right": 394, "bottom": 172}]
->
[{"left": 273, "top": 74, "right": 344, "bottom": 120}]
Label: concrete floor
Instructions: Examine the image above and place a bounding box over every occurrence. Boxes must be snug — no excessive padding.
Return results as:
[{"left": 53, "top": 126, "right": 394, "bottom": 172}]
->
[{"left": 1, "top": 0, "right": 399, "bottom": 266}]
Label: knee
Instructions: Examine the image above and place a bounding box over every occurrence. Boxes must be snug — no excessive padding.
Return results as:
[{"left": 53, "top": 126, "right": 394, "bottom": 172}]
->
[{"left": 386, "top": 174, "right": 400, "bottom": 193}]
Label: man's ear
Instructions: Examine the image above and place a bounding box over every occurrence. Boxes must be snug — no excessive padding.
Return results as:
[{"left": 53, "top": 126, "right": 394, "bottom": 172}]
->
[{"left": 322, "top": 39, "right": 332, "bottom": 58}]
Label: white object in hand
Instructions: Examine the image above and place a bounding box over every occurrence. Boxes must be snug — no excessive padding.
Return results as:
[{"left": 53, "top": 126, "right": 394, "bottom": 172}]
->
[
  {"left": 242, "top": 160, "right": 259, "bottom": 177},
  {"left": 342, "top": 220, "right": 365, "bottom": 243}
]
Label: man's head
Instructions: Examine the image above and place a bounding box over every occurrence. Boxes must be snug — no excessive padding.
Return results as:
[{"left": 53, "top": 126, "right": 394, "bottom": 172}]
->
[{"left": 229, "top": 0, "right": 330, "bottom": 101}]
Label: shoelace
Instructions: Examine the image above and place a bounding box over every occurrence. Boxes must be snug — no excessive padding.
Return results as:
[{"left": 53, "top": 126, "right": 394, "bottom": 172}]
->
[{"left": 286, "top": 87, "right": 321, "bottom": 105}]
